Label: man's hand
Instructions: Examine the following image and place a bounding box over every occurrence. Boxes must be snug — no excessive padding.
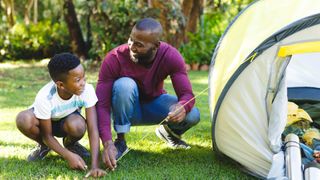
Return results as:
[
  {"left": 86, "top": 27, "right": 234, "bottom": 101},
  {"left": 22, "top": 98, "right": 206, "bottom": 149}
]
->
[
  {"left": 85, "top": 168, "right": 107, "bottom": 178},
  {"left": 65, "top": 151, "right": 87, "bottom": 170},
  {"left": 167, "top": 103, "right": 186, "bottom": 123},
  {"left": 102, "top": 140, "right": 117, "bottom": 171}
]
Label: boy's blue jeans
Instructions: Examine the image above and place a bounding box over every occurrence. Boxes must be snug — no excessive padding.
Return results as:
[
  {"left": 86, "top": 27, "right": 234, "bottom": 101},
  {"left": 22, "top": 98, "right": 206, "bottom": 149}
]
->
[{"left": 112, "top": 77, "right": 200, "bottom": 135}]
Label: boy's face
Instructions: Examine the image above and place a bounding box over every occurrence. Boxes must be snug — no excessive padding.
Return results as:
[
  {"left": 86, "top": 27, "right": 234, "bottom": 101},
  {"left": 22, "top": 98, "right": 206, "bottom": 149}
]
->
[{"left": 58, "top": 64, "right": 86, "bottom": 97}]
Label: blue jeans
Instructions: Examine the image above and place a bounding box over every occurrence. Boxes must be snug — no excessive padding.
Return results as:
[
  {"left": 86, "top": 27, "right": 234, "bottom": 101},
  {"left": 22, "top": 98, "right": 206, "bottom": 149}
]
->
[{"left": 112, "top": 77, "right": 200, "bottom": 135}]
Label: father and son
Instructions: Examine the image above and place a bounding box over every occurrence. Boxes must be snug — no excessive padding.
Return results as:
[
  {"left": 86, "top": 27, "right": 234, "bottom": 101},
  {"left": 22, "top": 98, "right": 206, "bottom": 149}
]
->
[{"left": 15, "top": 18, "right": 200, "bottom": 178}]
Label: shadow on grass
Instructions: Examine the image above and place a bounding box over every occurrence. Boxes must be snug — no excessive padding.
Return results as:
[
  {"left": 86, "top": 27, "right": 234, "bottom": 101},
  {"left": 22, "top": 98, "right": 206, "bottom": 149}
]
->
[
  {"left": 0, "top": 140, "right": 33, "bottom": 149},
  {"left": 0, "top": 155, "right": 86, "bottom": 178},
  {"left": 0, "top": 144, "right": 256, "bottom": 179},
  {"left": 114, "top": 144, "right": 256, "bottom": 179}
]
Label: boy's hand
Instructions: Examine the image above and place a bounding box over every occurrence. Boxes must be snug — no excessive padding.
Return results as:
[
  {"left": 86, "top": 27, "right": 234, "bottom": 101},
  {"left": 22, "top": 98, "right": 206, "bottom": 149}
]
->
[
  {"left": 102, "top": 141, "right": 117, "bottom": 170},
  {"left": 85, "top": 168, "right": 107, "bottom": 178},
  {"left": 167, "top": 103, "right": 186, "bottom": 123},
  {"left": 65, "top": 152, "right": 87, "bottom": 170}
]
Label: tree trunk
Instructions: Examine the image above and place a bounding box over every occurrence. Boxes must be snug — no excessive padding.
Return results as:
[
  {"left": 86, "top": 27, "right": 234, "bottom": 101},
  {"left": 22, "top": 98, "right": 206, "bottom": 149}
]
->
[
  {"left": 148, "top": 0, "right": 186, "bottom": 48},
  {"left": 3, "top": 0, "right": 15, "bottom": 27},
  {"left": 148, "top": 0, "right": 203, "bottom": 48},
  {"left": 181, "top": 0, "right": 203, "bottom": 42},
  {"left": 63, "top": 0, "right": 88, "bottom": 59},
  {"left": 24, "top": 0, "right": 33, "bottom": 25},
  {"left": 33, "top": 0, "right": 38, "bottom": 24},
  {"left": 85, "top": 10, "right": 92, "bottom": 52}
]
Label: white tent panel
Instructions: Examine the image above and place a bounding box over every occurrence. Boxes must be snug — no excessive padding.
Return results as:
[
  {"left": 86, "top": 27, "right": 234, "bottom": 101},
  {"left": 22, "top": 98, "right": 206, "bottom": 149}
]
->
[
  {"left": 215, "top": 49, "right": 276, "bottom": 177},
  {"left": 287, "top": 53, "right": 320, "bottom": 88},
  {"left": 209, "top": 0, "right": 320, "bottom": 113},
  {"left": 213, "top": 25, "right": 320, "bottom": 178}
]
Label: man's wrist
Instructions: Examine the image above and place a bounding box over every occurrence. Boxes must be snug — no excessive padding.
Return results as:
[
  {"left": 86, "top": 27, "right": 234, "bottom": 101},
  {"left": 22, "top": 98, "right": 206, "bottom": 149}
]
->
[{"left": 103, "top": 140, "right": 114, "bottom": 147}]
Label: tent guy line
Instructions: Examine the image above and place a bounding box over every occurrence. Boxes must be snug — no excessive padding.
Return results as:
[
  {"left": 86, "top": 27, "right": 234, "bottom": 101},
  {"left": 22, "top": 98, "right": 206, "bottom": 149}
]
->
[
  {"left": 116, "top": 86, "right": 209, "bottom": 161},
  {"left": 85, "top": 85, "right": 209, "bottom": 177}
]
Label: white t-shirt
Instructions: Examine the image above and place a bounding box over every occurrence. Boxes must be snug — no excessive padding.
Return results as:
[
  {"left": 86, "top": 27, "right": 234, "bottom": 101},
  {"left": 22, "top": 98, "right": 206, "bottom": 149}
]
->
[{"left": 32, "top": 81, "right": 97, "bottom": 121}]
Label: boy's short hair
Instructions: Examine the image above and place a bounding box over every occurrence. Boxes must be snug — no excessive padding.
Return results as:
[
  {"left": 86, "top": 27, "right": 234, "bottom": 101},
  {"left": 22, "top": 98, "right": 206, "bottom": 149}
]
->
[{"left": 48, "top": 53, "right": 80, "bottom": 82}]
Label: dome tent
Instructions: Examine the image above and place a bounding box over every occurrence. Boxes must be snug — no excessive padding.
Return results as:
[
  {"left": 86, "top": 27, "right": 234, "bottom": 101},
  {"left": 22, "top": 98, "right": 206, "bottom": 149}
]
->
[{"left": 209, "top": 0, "right": 320, "bottom": 178}]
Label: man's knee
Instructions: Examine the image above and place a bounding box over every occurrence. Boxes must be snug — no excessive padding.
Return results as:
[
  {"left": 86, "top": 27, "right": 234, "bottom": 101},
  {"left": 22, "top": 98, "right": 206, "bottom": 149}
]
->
[
  {"left": 64, "top": 116, "right": 86, "bottom": 137},
  {"left": 112, "top": 77, "right": 138, "bottom": 99},
  {"left": 184, "top": 107, "right": 200, "bottom": 126},
  {"left": 16, "top": 110, "right": 37, "bottom": 132}
]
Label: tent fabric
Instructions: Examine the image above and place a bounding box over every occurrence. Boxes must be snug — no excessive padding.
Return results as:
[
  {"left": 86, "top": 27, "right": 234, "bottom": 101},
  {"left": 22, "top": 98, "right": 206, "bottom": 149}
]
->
[
  {"left": 209, "top": 0, "right": 320, "bottom": 178},
  {"left": 287, "top": 53, "right": 320, "bottom": 88},
  {"left": 209, "top": 0, "right": 320, "bottom": 111},
  {"left": 253, "top": 14, "right": 320, "bottom": 56},
  {"left": 278, "top": 42, "right": 320, "bottom": 57}
]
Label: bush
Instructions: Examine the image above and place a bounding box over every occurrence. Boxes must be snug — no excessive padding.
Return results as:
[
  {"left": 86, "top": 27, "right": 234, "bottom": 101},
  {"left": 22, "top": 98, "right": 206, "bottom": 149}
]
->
[
  {"left": 83, "top": 1, "right": 157, "bottom": 60},
  {"left": 179, "top": 13, "right": 220, "bottom": 66},
  {"left": 179, "top": 1, "right": 253, "bottom": 66},
  {"left": 0, "top": 20, "right": 70, "bottom": 61}
]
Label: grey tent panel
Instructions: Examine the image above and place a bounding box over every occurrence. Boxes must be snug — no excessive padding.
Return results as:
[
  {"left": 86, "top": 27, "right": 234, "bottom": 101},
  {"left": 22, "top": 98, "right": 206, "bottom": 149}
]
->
[{"left": 288, "top": 87, "right": 320, "bottom": 103}]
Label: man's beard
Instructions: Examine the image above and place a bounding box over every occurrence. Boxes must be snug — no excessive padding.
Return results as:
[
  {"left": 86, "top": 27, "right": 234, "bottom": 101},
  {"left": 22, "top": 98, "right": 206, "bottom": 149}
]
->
[{"left": 130, "top": 48, "right": 154, "bottom": 65}]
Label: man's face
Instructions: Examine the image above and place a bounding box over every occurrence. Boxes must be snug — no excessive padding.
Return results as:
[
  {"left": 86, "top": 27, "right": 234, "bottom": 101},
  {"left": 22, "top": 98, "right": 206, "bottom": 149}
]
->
[{"left": 128, "top": 28, "right": 159, "bottom": 65}]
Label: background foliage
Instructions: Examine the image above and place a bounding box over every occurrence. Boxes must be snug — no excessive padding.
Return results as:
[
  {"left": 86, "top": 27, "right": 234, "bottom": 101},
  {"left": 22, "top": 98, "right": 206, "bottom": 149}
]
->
[{"left": 0, "top": 0, "right": 254, "bottom": 64}]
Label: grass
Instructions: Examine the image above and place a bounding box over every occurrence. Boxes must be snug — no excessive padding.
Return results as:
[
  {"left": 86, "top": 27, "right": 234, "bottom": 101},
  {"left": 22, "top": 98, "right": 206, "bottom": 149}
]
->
[{"left": 0, "top": 61, "right": 255, "bottom": 179}]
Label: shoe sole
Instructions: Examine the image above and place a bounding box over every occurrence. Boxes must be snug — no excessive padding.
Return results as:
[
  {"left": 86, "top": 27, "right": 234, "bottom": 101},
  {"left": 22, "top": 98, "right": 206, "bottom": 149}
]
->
[
  {"left": 116, "top": 148, "right": 130, "bottom": 161},
  {"left": 27, "top": 149, "right": 51, "bottom": 162},
  {"left": 155, "top": 128, "right": 170, "bottom": 144},
  {"left": 155, "top": 128, "right": 191, "bottom": 149}
]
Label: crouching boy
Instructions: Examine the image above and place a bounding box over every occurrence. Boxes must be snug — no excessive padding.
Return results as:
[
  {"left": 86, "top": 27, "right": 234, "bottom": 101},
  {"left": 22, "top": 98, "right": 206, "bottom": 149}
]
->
[{"left": 16, "top": 53, "right": 106, "bottom": 178}]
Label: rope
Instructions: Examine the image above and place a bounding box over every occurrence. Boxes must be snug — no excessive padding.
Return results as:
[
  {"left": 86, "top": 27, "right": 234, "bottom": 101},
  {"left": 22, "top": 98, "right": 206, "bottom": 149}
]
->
[{"left": 116, "top": 86, "right": 209, "bottom": 161}]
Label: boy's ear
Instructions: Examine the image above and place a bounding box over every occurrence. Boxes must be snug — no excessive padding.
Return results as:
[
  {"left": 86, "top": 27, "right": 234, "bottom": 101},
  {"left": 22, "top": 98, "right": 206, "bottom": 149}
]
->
[{"left": 56, "top": 81, "right": 64, "bottom": 90}]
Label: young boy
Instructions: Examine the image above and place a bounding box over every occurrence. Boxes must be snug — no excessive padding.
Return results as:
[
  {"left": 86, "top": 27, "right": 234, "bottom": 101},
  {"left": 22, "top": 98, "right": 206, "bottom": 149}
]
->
[{"left": 16, "top": 53, "right": 106, "bottom": 178}]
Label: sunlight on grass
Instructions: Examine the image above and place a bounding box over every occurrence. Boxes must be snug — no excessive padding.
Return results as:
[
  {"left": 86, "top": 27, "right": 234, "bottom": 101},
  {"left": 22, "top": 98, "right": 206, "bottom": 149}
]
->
[
  {"left": 192, "top": 78, "right": 209, "bottom": 84},
  {"left": 0, "top": 108, "right": 24, "bottom": 122},
  {"left": 0, "top": 62, "right": 255, "bottom": 179}
]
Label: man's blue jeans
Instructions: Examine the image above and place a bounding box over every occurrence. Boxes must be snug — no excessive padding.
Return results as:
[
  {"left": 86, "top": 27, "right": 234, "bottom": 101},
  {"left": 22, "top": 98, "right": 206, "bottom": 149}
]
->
[{"left": 112, "top": 77, "right": 200, "bottom": 135}]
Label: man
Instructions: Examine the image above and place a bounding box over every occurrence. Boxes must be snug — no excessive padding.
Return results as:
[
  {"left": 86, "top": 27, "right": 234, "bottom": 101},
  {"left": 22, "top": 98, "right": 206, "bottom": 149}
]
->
[{"left": 96, "top": 18, "right": 200, "bottom": 170}]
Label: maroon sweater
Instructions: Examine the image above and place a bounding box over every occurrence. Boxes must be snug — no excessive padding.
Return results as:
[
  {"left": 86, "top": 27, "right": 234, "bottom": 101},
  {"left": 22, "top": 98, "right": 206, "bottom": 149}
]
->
[{"left": 96, "top": 42, "right": 195, "bottom": 142}]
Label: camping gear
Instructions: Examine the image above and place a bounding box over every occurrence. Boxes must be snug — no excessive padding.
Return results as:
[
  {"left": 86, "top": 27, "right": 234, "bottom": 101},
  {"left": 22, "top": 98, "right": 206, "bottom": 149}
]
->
[
  {"left": 287, "top": 102, "right": 312, "bottom": 127},
  {"left": 209, "top": 0, "right": 320, "bottom": 178},
  {"left": 302, "top": 128, "right": 320, "bottom": 146},
  {"left": 284, "top": 134, "right": 303, "bottom": 180},
  {"left": 304, "top": 162, "right": 320, "bottom": 180}
]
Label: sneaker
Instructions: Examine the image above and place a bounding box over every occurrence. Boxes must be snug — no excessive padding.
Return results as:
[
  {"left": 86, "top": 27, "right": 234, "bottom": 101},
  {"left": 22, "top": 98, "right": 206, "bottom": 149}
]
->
[
  {"left": 155, "top": 125, "right": 191, "bottom": 149},
  {"left": 27, "top": 144, "right": 51, "bottom": 161},
  {"left": 63, "top": 138, "right": 90, "bottom": 158},
  {"left": 114, "top": 139, "right": 128, "bottom": 160}
]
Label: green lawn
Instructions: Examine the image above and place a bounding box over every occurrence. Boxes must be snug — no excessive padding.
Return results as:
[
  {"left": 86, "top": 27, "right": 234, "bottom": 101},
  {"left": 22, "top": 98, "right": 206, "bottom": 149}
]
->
[{"left": 0, "top": 61, "right": 255, "bottom": 179}]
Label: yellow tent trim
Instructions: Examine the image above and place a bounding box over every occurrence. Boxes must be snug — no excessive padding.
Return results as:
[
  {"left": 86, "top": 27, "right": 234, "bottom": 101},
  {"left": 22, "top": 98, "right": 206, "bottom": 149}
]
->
[{"left": 278, "top": 41, "right": 320, "bottom": 57}]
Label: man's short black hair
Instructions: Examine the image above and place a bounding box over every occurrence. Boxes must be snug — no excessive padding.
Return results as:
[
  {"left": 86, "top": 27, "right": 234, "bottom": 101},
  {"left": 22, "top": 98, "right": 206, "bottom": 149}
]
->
[
  {"left": 135, "top": 18, "right": 163, "bottom": 33},
  {"left": 48, "top": 53, "right": 80, "bottom": 82}
]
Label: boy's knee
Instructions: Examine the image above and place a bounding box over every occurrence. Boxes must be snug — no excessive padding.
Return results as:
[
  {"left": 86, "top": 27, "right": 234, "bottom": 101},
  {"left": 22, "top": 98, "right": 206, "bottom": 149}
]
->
[
  {"left": 185, "top": 107, "right": 200, "bottom": 126},
  {"left": 16, "top": 110, "right": 37, "bottom": 131},
  {"left": 64, "top": 117, "right": 86, "bottom": 137}
]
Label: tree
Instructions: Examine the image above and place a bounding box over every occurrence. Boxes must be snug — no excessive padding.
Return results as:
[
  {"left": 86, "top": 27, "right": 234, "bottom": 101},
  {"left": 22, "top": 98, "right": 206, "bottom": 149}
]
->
[
  {"left": 181, "top": 0, "right": 204, "bottom": 42},
  {"left": 2, "top": 0, "right": 15, "bottom": 27},
  {"left": 63, "top": 0, "right": 88, "bottom": 59},
  {"left": 33, "top": 0, "right": 38, "bottom": 24},
  {"left": 147, "top": 0, "right": 203, "bottom": 48},
  {"left": 24, "top": 0, "right": 33, "bottom": 25}
]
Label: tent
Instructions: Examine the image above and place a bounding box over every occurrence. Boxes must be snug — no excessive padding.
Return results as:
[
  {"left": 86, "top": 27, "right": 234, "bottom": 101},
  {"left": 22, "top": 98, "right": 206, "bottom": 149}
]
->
[{"left": 208, "top": 0, "right": 320, "bottom": 178}]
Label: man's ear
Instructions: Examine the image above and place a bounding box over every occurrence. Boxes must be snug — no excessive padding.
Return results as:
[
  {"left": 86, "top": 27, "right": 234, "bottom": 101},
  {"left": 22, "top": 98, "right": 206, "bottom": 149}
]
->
[
  {"left": 56, "top": 81, "right": 64, "bottom": 90},
  {"left": 154, "top": 41, "right": 160, "bottom": 49}
]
